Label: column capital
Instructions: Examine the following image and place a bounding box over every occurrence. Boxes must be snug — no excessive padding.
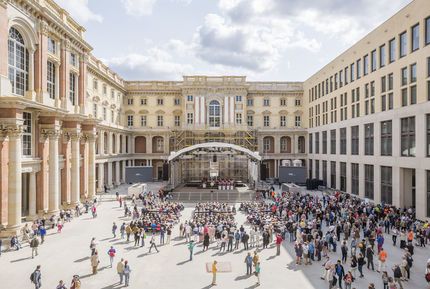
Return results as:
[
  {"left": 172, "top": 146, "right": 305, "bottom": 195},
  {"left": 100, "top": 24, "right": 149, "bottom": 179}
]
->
[
  {"left": 0, "top": 118, "right": 25, "bottom": 138},
  {"left": 41, "top": 128, "right": 62, "bottom": 140},
  {"left": 38, "top": 19, "right": 50, "bottom": 36},
  {"left": 84, "top": 131, "right": 97, "bottom": 142}
]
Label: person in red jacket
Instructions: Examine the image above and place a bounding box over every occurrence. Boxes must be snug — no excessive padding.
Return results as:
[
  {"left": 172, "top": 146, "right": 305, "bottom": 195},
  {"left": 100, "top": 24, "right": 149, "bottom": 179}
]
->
[{"left": 276, "top": 233, "right": 283, "bottom": 255}]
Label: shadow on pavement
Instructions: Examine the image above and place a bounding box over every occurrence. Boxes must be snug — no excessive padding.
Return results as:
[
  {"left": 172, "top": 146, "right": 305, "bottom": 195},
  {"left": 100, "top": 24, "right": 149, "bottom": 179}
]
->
[
  {"left": 234, "top": 274, "right": 252, "bottom": 281},
  {"left": 10, "top": 256, "right": 32, "bottom": 263},
  {"left": 74, "top": 256, "right": 90, "bottom": 263}
]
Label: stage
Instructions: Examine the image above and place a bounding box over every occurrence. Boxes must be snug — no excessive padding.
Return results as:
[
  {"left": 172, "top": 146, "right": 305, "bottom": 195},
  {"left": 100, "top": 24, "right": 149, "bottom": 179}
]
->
[{"left": 170, "top": 184, "right": 256, "bottom": 202}]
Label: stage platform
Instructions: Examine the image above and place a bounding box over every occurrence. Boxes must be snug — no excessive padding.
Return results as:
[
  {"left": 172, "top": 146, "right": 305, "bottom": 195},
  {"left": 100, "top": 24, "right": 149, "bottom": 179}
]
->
[{"left": 170, "top": 185, "right": 255, "bottom": 202}]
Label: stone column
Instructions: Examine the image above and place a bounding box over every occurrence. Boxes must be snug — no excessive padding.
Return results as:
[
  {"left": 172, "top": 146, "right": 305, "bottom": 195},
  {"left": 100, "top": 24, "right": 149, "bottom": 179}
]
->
[
  {"left": 5, "top": 124, "right": 23, "bottom": 229},
  {"left": 115, "top": 161, "right": 120, "bottom": 185},
  {"left": 87, "top": 132, "right": 96, "bottom": 199},
  {"left": 97, "top": 163, "right": 104, "bottom": 192},
  {"left": 107, "top": 161, "right": 113, "bottom": 188},
  {"left": 43, "top": 127, "right": 61, "bottom": 214},
  {"left": 69, "top": 131, "right": 81, "bottom": 205},
  {"left": 29, "top": 172, "right": 37, "bottom": 218},
  {"left": 108, "top": 132, "right": 113, "bottom": 155},
  {"left": 78, "top": 54, "right": 88, "bottom": 114},
  {"left": 122, "top": 161, "right": 126, "bottom": 183}
]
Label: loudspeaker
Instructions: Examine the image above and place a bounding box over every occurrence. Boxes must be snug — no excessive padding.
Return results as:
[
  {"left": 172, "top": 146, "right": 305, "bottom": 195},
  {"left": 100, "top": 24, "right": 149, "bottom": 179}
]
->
[
  {"left": 260, "top": 164, "right": 267, "bottom": 180},
  {"left": 162, "top": 163, "right": 169, "bottom": 181}
]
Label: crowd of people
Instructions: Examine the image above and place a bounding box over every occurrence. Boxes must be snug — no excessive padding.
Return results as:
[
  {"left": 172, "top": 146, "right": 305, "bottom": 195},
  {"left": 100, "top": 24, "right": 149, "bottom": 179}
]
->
[{"left": 241, "top": 189, "right": 430, "bottom": 288}]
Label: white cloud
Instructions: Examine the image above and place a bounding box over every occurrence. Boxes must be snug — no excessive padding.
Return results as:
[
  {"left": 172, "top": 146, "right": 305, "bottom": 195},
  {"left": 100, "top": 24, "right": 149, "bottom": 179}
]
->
[
  {"left": 56, "top": 0, "right": 102, "bottom": 23},
  {"left": 104, "top": 41, "right": 194, "bottom": 80},
  {"left": 121, "top": 0, "right": 157, "bottom": 16}
]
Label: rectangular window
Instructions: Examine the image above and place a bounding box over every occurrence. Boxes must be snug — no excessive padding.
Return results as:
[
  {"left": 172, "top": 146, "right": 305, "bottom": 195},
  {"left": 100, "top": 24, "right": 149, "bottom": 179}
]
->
[
  {"left": 174, "top": 98, "right": 180, "bottom": 105},
  {"left": 363, "top": 55, "right": 369, "bottom": 75},
  {"left": 280, "top": 115, "right": 287, "bottom": 127},
  {"left": 47, "top": 37, "right": 56, "bottom": 54},
  {"left": 401, "top": 116, "right": 415, "bottom": 157},
  {"left": 330, "top": 129, "right": 336, "bottom": 154},
  {"left": 350, "top": 63, "right": 355, "bottom": 81},
  {"left": 174, "top": 115, "right": 180, "bottom": 127},
  {"left": 427, "top": 170, "right": 430, "bottom": 217},
  {"left": 140, "top": 115, "right": 147, "bottom": 127},
  {"left": 340, "top": 162, "right": 346, "bottom": 192},
  {"left": 381, "top": 76, "right": 386, "bottom": 93},
  {"left": 410, "top": 85, "right": 417, "bottom": 105},
  {"left": 330, "top": 161, "right": 336, "bottom": 189},
  {"left": 365, "top": 164, "right": 374, "bottom": 199},
  {"left": 411, "top": 23, "right": 419, "bottom": 52},
  {"left": 157, "top": 115, "right": 163, "bottom": 126},
  {"left": 280, "top": 99, "right": 287, "bottom": 106},
  {"left": 93, "top": 104, "right": 97, "bottom": 118},
  {"left": 388, "top": 92, "right": 393, "bottom": 110},
  {"left": 295, "top": 99, "right": 301, "bottom": 106},
  {"left": 187, "top": 113, "right": 193, "bottom": 124},
  {"left": 351, "top": 163, "right": 359, "bottom": 195},
  {"left": 315, "top": 132, "right": 320, "bottom": 154},
  {"left": 381, "top": 166, "right": 393, "bottom": 204},
  {"left": 388, "top": 73, "right": 393, "bottom": 90},
  {"left": 357, "top": 59, "right": 361, "bottom": 79},
  {"left": 247, "top": 98, "right": 253, "bottom": 106},
  {"left": 157, "top": 98, "right": 163, "bottom": 105},
  {"left": 127, "top": 98, "right": 133, "bottom": 105},
  {"left": 400, "top": 32, "right": 407, "bottom": 57},
  {"left": 322, "top": 131, "right": 327, "bottom": 154},
  {"left": 309, "top": 133, "right": 313, "bottom": 154},
  {"left": 247, "top": 115, "right": 253, "bottom": 127},
  {"left": 22, "top": 112, "right": 32, "bottom": 156},
  {"left": 410, "top": 63, "right": 417, "bottom": 83},
  {"left": 111, "top": 89, "right": 115, "bottom": 99},
  {"left": 351, "top": 126, "right": 359, "bottom": 155},
  {"left": 140, "top": 98, "right": 147, "bottom": 105},
  {"left": 345, "top": 67, "right": 349, "bottom": 84},
  {"left": 263, "top": 99, "right": 270, "bottom": 106},
  {"left": 236, "top": 95, "right": 242, "bottom": 102},
  {"left": 426, "top": 17, "right": 430, "bottom": 45},
  {"left": 70, "top": 53, "right": 77, "bottom": 66},
  {"left": 379, "top": 44, "right": 386, "bottom": 67},
  {"left": 427, "top": 114, "right": 430, "bottom": 157},
  {"left": 103, "top": 107, "right": 106, "bottom": 121},
  {"left": 187, "top": 95, "right": 193, "bottom": 102},
  {"left": 263, "top": 115, "right": 270, "bottom": 127},
  {"left": 389, "top": 38, "right": 396, "bottom": 63},
  {"left": 127, "top": 115, "right": 134, "bottom": 127},
  {"left": 323, "top": 160, "right": 327, "bottom": 185},
  {"left": 371, "top": 49, "right": 377, "bottom": 72},
  {"left": 381, "top": 120, "right": 392, "bottom": 156},
  {"left": 295, "top": 115, "right": 301, "bottom": 127},
  {"left": 365, "top": 123, "right": 374, "bottom": 155},
  {"left": 236, "top": 113, "right": 242, "bottom": 125},
  {"left": 315, "top": 160, "right": 320, "bottom": 179},
  {"left": 340, "top": 127, "right": 346, "bottom": 155},
  {"left": 401, "top": 67, "right": 408, "bottom": 86},
  {"left": 69, "top": 73, "right": 76, "bottom": 105},
  {"left": 47, "top": 61, "right": 56, "bottom": 99}
]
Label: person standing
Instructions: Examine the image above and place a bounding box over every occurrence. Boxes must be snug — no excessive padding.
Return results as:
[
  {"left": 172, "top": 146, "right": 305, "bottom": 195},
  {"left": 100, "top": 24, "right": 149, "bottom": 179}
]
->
[
  {"left": 123, "top": 260, "right": 131, "bottom": 287},
  {"left": 120, "top": 223, "right": 126, "bottom": 239},
  {"left": 211, "top": 260, "right": 218, "bottom": 286},
  {"left": 275, "top": 233, "right": 282, "bottom": 256},
  {"left": 117, "top": 258, "right": 125, "bottom": 285},
  {"left": 357, "top": 253, "right": 365, "bottom": 278},
  {"left": 30, "top": 236, "right": 40, "bottom": 259},
  {"left": 70, "top": 275, "right": 81, "bottom": 289},
  {"left": 245, "top": 252, "right": 253, "bottom": 275},
  {"left": 366, "top": 245, "right": 375, "bottom": 271},
  {"left": 90, "top": 251, "right": 99, "bottom": 274},
  {"left": 90, "top": 237, "right": 97, "bottom": 255},
  {"left": 335, "top": 260, "right": 345, "bottom": 289},
  {"left": 112, "top": 222, "right": 117, "bottom": 238},
  {"left": 203, "top": 233, "right": 210, "bottom": 251},
  {"left": 377, "top": 247, "right": 387, "bottom": 272},
  {"left": 149, "top": 233, "right": 159, "bottom": 253},
  {"left": 107, "top": 246, "right": 116, "bottom": 268},
  {"left": 39, "top": 226, "right": 46, "bottom": 244},
  {"left": 188, "top": 240, "right": 195, "bottom": 261},
  {"left": 166, "top": 226, "right": 172, "bottom": 244},
  {"left": 392, "top": 264, "right": 403, "bottom": 289},
  {"left": 255, "top": 261, "right": 261, "bottom": 286},
  {"left": 30, "top": 265, "right": 42, "bottom": 289},
  {"left": 56, "top": 280, "right": 67, "bottom": 289}
]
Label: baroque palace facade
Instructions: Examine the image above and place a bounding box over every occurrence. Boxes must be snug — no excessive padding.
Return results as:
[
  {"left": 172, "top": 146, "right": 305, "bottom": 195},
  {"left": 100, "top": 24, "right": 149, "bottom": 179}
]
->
[
  {"left": 0, "top": 0, "right": 429, "bottom": 234},
  {"left": 0, "top": 0, "right": 306, "bottom": 234}
]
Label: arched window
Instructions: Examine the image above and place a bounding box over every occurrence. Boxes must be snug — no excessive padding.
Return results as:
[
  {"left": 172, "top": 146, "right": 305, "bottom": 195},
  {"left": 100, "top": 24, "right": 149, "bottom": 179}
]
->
[
  {"left": 8, "top": 27, "right": 29, "bottom": 96},
  {"left": 208, "top": 100, "right": 221, "bottom": 127}
]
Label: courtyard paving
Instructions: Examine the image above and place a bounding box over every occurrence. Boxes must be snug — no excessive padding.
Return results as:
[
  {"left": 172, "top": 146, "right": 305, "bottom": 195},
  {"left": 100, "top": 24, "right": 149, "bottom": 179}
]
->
[{"left": 0, "top": 184, "right": 428, "bottom": 289}]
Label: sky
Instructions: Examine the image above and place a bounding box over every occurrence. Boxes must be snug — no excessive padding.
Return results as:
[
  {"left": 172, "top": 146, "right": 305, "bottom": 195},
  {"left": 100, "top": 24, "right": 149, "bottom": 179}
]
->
[{"left": 56, "top": 0, "right": 412, "bottom": 82}]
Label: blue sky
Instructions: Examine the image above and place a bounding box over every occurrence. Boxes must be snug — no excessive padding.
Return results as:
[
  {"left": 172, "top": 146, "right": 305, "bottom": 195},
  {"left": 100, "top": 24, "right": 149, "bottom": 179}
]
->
[{"left": 56, "top": 0, "right": 411, "bottom": 81}]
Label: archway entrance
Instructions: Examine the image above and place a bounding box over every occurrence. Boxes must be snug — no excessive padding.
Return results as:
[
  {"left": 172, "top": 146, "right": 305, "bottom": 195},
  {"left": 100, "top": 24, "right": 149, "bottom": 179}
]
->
[{"left": 168, "top": 142, "right": 261, "bottom": 188}]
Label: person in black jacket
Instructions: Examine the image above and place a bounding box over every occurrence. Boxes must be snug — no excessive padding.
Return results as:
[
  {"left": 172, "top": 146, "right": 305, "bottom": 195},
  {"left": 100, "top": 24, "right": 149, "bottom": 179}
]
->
[
  {"left": 366, "top": 245, "right": 375, "bottom": 271},
  {"left": 357, "top": 253, "right": 365, "bottom": 278},
  {"left": 242, "top": 232, "right": 249, "bottom": 250}
]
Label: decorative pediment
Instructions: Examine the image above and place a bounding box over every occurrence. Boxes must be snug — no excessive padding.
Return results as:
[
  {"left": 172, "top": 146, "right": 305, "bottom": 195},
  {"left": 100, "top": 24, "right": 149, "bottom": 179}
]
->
[
  {"left": 155, "top": 110, "right": 165, "bottom": 115},
  {"left": 110, "top": 104, "right": 117, "bottom": 109},
  {"left": 124, "top": 109, "right": 135, "bottom": 114},
  {"left": 279, "top": 110, "right": 289, "bottom": 115},
  {"left": 92, "top": 95, "right": 100, "bottom": 102},
  {"left": 294, "top": 110, "right": 303, "bottom": 115},
  {"left": 102, "top": 100, "right": 109, "bottom": 106},
  {"left": 138, "top": 109, "right": 149, "bottom": 114},
  {"left": 246, "top": 110, "right": 255, "bottom": 115},
  {"left": 262, "top": 110, "right": 271, "bottom": 115},
  {"left": 172, "top": 109, "right": 182, "bottom": 115}
]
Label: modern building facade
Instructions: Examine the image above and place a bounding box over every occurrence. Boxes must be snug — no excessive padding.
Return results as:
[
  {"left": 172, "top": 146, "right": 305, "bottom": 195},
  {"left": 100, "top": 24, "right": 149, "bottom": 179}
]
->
[
  {"left": 304, "top": 0, "right": 430, "bottom": 219},
  {"left": 0, "top": 0, "right": 306, "bottom": 234}
]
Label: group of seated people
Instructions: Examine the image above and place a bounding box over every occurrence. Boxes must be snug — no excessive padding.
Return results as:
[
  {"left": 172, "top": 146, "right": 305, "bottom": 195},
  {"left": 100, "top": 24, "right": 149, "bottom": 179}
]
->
[
  {"left": 201, "top": 178, "right": 235, "bottom": 190},
  {"left": 192, "top": 202, "right": 237, "bottom": 228}
]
